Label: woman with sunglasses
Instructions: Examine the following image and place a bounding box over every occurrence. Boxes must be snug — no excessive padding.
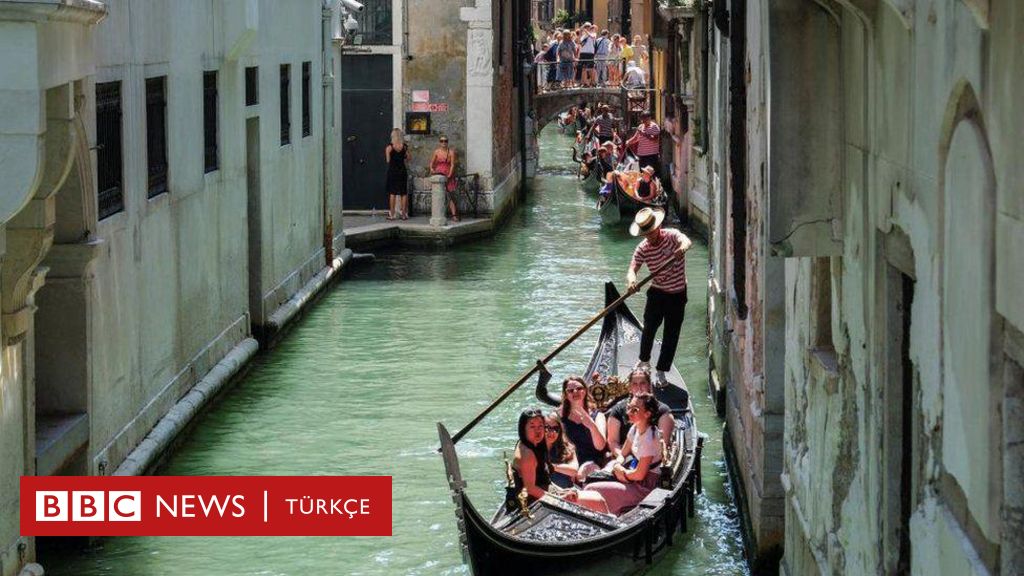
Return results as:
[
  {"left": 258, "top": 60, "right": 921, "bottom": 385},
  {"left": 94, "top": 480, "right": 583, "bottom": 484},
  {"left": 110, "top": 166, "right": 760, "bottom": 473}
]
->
[
  {"left": 512, "top": 409, "right": 609, "bottom": 513},
  {"left": 584, "top": 393, "right": 663, "bottom": 515},
  {"left": 559, "top": 376, "right": 608, "bottom": 474},
  {"left": 606, "top": 368, "right": 675, "bottom": 461},
  {"left": 544, "top": 412, "right": 579, "bottom": 489},
  {"left": 429, "top": 136, "right": 459, "bottom": 222}
]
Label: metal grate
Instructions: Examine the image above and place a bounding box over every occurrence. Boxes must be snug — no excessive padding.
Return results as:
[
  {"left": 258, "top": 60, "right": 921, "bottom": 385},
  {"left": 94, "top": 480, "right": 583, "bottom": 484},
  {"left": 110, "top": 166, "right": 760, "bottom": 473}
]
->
[
  {"left": 96, "top": 81, "right": 124, "bottom": 219},
  {"left": 353, "top": 0, "right": 392, "bottom": 45},
  {"left": 204, "top": 71, "right": 219, "bottom": 173},
  {"left": 245, "top": 66, "right": 258, "bottom": 105},
  {"left": 280, "top": 64, "right": 291, "bottom": 145},
  {"left": 145, "top": 76, "right": 168, "bottom": 198},
  {"left": 301, "top": 61, "right": 311, "bottom": 137}
]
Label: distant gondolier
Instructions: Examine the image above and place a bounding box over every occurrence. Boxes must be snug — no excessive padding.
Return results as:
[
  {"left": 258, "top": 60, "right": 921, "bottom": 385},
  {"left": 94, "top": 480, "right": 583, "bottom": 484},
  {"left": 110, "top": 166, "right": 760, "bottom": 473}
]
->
[{"left": 626, "top": 208, "right": 692, "bottom": 387}]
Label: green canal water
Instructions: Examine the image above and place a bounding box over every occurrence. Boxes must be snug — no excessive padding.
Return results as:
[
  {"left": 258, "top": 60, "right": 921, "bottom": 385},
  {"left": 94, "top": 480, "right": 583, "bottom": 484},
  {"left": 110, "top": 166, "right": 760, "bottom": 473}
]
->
[{"left": 48, "top": 126, "right": 748, "bottom": 575}]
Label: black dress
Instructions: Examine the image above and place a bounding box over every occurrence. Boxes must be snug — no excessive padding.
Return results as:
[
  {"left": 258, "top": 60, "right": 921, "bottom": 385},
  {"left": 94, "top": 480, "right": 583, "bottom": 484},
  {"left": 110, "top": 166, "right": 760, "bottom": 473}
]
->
[{"left": 386, "top": 145, "right": 408, "bottom": 196}]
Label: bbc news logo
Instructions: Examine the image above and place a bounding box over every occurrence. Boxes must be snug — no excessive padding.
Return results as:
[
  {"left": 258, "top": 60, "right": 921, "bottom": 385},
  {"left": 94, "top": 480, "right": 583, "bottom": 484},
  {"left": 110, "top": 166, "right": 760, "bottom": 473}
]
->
[
  {"left": 21, "top": 476, "right": 391, "bottom": 536},
  {"left": 35, "top": 491, "right": 141, "bottom": 522}
]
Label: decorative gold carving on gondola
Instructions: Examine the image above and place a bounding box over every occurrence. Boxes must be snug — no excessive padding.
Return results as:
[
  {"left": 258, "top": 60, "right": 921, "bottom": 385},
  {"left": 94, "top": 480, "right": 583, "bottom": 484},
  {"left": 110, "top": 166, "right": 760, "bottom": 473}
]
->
[
  {"left": 518, "top": 489, "right": 532, "bottom": 519},
  {"left": 587, "top": 375, "right": 630, "bottom": 410}
]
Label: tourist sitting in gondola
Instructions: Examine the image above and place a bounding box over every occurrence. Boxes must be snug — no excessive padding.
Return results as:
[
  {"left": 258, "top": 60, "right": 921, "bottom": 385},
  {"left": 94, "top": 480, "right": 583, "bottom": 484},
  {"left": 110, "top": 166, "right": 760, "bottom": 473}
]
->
[
  {"left": 544, "top": 412, "right": 579, "bottom": 489},
  {"left": 636, "top": 165, "right": 663, "bottom": 202},
  {"left": 606, "top": 369, "right": 676, "bottom": 460},
  {"left": 559, "top": 376, "right": 608, "bottom": 473},
  {"left": 511, "top": 409, "right": 610, "bottom": 514},
  {"left": 583, "top": 393, "right": 664, "bottom": 515}
]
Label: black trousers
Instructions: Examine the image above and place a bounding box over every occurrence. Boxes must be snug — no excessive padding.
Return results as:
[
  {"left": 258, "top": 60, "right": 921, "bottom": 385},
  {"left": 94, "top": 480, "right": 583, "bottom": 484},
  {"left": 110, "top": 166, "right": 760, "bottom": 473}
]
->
[
  {"left": 639, "top": 287, "right": 688, "bottom": 372},
  {"left": 638, "top": 154, "right": 662, "bottom": 179}
]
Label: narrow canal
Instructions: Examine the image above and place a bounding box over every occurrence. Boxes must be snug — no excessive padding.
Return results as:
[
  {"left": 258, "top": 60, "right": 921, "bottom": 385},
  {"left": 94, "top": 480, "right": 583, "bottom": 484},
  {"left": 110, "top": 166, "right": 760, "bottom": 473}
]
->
[{"left": 49, "top": 125, "right": 748, "bottom": 575}]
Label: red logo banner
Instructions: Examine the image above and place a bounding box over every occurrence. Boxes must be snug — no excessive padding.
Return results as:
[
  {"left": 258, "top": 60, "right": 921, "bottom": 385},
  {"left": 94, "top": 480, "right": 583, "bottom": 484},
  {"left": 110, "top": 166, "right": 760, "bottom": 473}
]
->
[{"left": 20, "top": 476, "right": 392, "bottom": 536}]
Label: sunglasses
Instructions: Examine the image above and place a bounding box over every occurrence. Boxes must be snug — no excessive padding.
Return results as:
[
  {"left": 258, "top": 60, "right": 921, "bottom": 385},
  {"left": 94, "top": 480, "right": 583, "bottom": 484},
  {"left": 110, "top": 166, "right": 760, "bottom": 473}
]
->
[
  {"left": 567, "top": 386, "right": 586, "bottom": 393},
  {"left": 439, "top": 139, "right": 449, "bottom": 143},
  {"left": 545, "top": 425, "right": 561, "bottom": 432},
  {"left": 626, "top": 406, "right": 642, "bottom": 414}
]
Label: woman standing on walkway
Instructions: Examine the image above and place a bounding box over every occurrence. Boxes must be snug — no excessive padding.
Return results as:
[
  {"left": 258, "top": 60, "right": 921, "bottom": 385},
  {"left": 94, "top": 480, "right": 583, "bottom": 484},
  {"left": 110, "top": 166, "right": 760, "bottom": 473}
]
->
[
  {"left": 430, "top": 135, "right": 459, "bottom": 222},
  {"left": 385, "top": 128, "right": 409, "bottom": 220}
]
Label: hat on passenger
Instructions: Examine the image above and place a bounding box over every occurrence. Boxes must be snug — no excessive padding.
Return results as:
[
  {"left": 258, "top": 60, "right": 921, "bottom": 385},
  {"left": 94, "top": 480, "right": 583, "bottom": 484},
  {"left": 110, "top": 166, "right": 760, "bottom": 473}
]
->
[{"left": 630, "top": 207, "right": 665, "bottom": 237}]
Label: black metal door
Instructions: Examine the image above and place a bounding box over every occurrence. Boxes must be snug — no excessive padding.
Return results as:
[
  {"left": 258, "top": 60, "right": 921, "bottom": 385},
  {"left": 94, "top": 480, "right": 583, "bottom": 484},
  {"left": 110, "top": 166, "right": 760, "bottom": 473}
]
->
[{"left": 341, "top": 55, "right": 393, "bottom": 210}]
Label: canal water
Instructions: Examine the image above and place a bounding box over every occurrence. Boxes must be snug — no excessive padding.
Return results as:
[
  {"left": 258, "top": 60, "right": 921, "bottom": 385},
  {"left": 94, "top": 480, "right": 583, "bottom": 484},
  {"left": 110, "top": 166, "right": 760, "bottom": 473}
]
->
[{"left": 49, "top": 125, "right": 748, "bottom": 575}]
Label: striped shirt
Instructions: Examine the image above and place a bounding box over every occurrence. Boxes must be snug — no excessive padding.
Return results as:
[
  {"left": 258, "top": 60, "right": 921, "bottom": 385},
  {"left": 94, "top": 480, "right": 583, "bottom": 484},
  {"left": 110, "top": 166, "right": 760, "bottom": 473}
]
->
[
  {"left": 592, "top": 115, "right": 615, "bottom": 139},
  {"left": 630, "top": 229, "right": 688, "bottom": 293},
  {"left": 635, "top": 122, "right": 661, "bottom": 157}
]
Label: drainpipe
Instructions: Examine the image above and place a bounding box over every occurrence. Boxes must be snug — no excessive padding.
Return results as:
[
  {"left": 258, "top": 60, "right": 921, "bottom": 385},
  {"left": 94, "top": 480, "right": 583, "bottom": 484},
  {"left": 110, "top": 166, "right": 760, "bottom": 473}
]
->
[{"left": 321, "top": 0, "right": 335, "bottom": 265}]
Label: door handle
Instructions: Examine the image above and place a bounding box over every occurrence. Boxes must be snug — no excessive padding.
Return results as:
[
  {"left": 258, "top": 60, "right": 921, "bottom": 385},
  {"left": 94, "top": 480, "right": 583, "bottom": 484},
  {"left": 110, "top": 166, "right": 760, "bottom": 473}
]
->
[{"left": 346, "top": 136, "right": 358, "bottom": 143}]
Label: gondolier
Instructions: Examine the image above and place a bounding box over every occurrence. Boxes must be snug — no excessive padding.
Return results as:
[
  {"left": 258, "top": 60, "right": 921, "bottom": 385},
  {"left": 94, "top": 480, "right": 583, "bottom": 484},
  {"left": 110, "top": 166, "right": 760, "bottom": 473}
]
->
[
  {"left": 629, "top": 110, "right": 661, "bottom": 177},
  {"left": 626, "top": 208, "right": 692, "bottom": 387}
]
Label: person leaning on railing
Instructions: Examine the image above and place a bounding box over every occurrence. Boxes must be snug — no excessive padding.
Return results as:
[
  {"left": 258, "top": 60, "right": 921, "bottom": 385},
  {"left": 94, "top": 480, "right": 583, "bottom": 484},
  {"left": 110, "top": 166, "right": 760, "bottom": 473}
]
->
[
  {"left": 594, "top": 29, "right": 612, "bottom": 87},
  {"left": 556, "top": 31, "right": 576, "bottom": 89}
]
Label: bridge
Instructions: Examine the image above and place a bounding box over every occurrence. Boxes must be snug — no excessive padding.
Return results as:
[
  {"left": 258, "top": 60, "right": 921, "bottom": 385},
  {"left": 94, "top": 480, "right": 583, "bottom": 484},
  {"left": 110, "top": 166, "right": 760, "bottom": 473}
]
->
[{"left": 532, "top": 87, "right": 628, "bottom": 133}]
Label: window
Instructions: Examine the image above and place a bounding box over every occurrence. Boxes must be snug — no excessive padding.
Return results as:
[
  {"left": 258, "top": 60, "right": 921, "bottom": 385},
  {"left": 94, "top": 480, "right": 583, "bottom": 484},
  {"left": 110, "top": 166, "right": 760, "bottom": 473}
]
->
[
  {"left": 96, "top": 81, "right": 124, "bottom": 219},
  {"left": 245, "top": 66, "right": 258, "bottom": 106},
  {"left": 280, "top": 64, "right": 291, "bottom": 145},
  {"left": 353, "top": 0, "right": 392, "bottom": 45},
  {"left": 145, "top": 76, "right": 168, "bottom": 197},
  {"left": 204, "top": 71, "right": 219, "bottom": 173},
  {"left": 302, "top": 61, "right": 311, "bottom": 137}
]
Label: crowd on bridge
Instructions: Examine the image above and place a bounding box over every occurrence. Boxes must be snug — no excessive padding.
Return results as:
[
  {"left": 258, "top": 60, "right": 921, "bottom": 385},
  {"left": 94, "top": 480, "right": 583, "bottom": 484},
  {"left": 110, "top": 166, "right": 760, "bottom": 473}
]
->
[{"left": 534, "top": 23, "right": 649, "bottom": 92}]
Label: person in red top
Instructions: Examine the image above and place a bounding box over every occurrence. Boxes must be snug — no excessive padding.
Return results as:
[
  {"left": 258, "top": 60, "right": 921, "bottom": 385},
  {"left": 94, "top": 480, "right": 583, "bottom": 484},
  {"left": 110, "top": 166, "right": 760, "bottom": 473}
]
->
[{"left": 626, "top": 208, "right": 693, "bottom": 387}]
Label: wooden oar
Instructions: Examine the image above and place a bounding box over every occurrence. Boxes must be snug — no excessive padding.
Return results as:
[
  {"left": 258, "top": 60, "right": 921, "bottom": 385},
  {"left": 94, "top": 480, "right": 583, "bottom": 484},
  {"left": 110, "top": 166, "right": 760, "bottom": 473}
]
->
[{"left": 448, "top": 252, "right": 682, "bottom": 446}]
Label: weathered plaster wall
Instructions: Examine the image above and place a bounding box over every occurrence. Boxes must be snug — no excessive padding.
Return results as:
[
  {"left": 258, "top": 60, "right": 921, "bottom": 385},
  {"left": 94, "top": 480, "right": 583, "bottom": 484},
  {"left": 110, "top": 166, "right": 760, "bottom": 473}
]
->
[
  {"left": 404, "top": 0, "right": 467, "bottom": 180},
  {"left": 83, "top": 0, "right": 326, "bottom": 477},
  {"left": 0, "top": 6, "right": 102, "bottom": 575},
  {"left": 780, "top": 1, "right": 1024, "bottom": 575}
]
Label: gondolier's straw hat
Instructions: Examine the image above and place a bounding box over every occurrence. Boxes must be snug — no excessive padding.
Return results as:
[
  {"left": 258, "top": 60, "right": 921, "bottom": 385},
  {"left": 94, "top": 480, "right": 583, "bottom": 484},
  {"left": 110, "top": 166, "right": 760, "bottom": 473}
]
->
[{"left": 630, "top": 207, "right": 665, "bottom": 237}]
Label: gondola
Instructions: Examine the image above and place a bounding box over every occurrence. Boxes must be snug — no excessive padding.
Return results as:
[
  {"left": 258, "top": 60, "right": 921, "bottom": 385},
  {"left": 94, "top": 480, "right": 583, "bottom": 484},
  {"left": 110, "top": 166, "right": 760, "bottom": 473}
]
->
[
  {"left": 438, "top": 283, "right": 703, "bottom": 576},
  {"left": 598, "top": 170, "right": 668, "bottom": 225},
  {"left": 571, "top": 144, "right": 604, "bottom": 195}
]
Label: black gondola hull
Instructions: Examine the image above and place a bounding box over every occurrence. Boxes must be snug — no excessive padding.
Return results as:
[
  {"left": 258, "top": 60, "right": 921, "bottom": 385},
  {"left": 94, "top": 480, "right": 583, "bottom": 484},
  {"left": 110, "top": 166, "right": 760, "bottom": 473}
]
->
[{"left": 442, "top": 283, "right": 700, "bottom": 576}]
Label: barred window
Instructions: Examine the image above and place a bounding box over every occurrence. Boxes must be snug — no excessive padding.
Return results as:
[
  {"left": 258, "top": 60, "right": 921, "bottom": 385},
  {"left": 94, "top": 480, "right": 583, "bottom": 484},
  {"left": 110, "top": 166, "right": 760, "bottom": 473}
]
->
[
  {"left": 204, "top": 71, "right": 219, "bottom": 173},
  {"left": 280, "top": 64, "right": 291, "bottom": 145},
  {"left": 302, "top": 61, "right": 311, "bottom": 138},
  {"left": 96, "top": 81, "right": 124, "bottom": 219},
  {"left": 145, "top": 76, "right": 168, "bottom": 197},
  {"left": 245, "top": 66, "right": 258, "bottom": 106},
  {"left": 353, "top": 0, "right": 392, "bottom": 45}
]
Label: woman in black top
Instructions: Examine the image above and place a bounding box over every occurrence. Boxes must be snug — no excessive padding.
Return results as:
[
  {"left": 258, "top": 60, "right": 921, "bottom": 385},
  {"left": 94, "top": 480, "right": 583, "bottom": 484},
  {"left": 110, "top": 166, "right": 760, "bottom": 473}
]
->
[
  {"left": 559, "top": 376, "right": 608, "bottom": 470},
  {"left": 511, "top": 409, "right": 609, "bottom": 513},
  {"left": 636, "top": 165, "right": 661, "bottom": 202},
  {"left": 385, "top": 128, "right": 409, "bottom": 220}
]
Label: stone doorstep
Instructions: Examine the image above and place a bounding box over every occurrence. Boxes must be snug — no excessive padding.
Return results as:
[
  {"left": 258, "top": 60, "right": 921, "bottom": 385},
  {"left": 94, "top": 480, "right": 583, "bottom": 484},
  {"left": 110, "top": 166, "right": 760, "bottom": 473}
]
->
[{"left": 35, "top": 412, "right": 89, "bottom": 476}]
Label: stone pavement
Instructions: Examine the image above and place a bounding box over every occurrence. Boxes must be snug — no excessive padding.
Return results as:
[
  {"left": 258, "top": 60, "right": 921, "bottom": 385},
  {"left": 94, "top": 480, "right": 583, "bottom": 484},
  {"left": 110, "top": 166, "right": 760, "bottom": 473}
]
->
[{"left": 343, "top": 213, "right": 492, "bottom": 250}]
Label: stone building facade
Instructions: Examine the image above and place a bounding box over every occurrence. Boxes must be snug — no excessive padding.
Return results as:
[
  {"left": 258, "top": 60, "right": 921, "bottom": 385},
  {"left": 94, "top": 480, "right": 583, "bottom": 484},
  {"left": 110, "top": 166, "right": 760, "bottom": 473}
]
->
[
  {"left": 1, "top": 2, "right": 521, "bottom": 571},
  {"left": 661, "top": 0, "right": 1024, "bottom": 574},
  {"left": 343, "top": 0, "right": 525, "bottom": 221},
  {"left": 0, "top": 1, "right": 343, "bottom": 574}
]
